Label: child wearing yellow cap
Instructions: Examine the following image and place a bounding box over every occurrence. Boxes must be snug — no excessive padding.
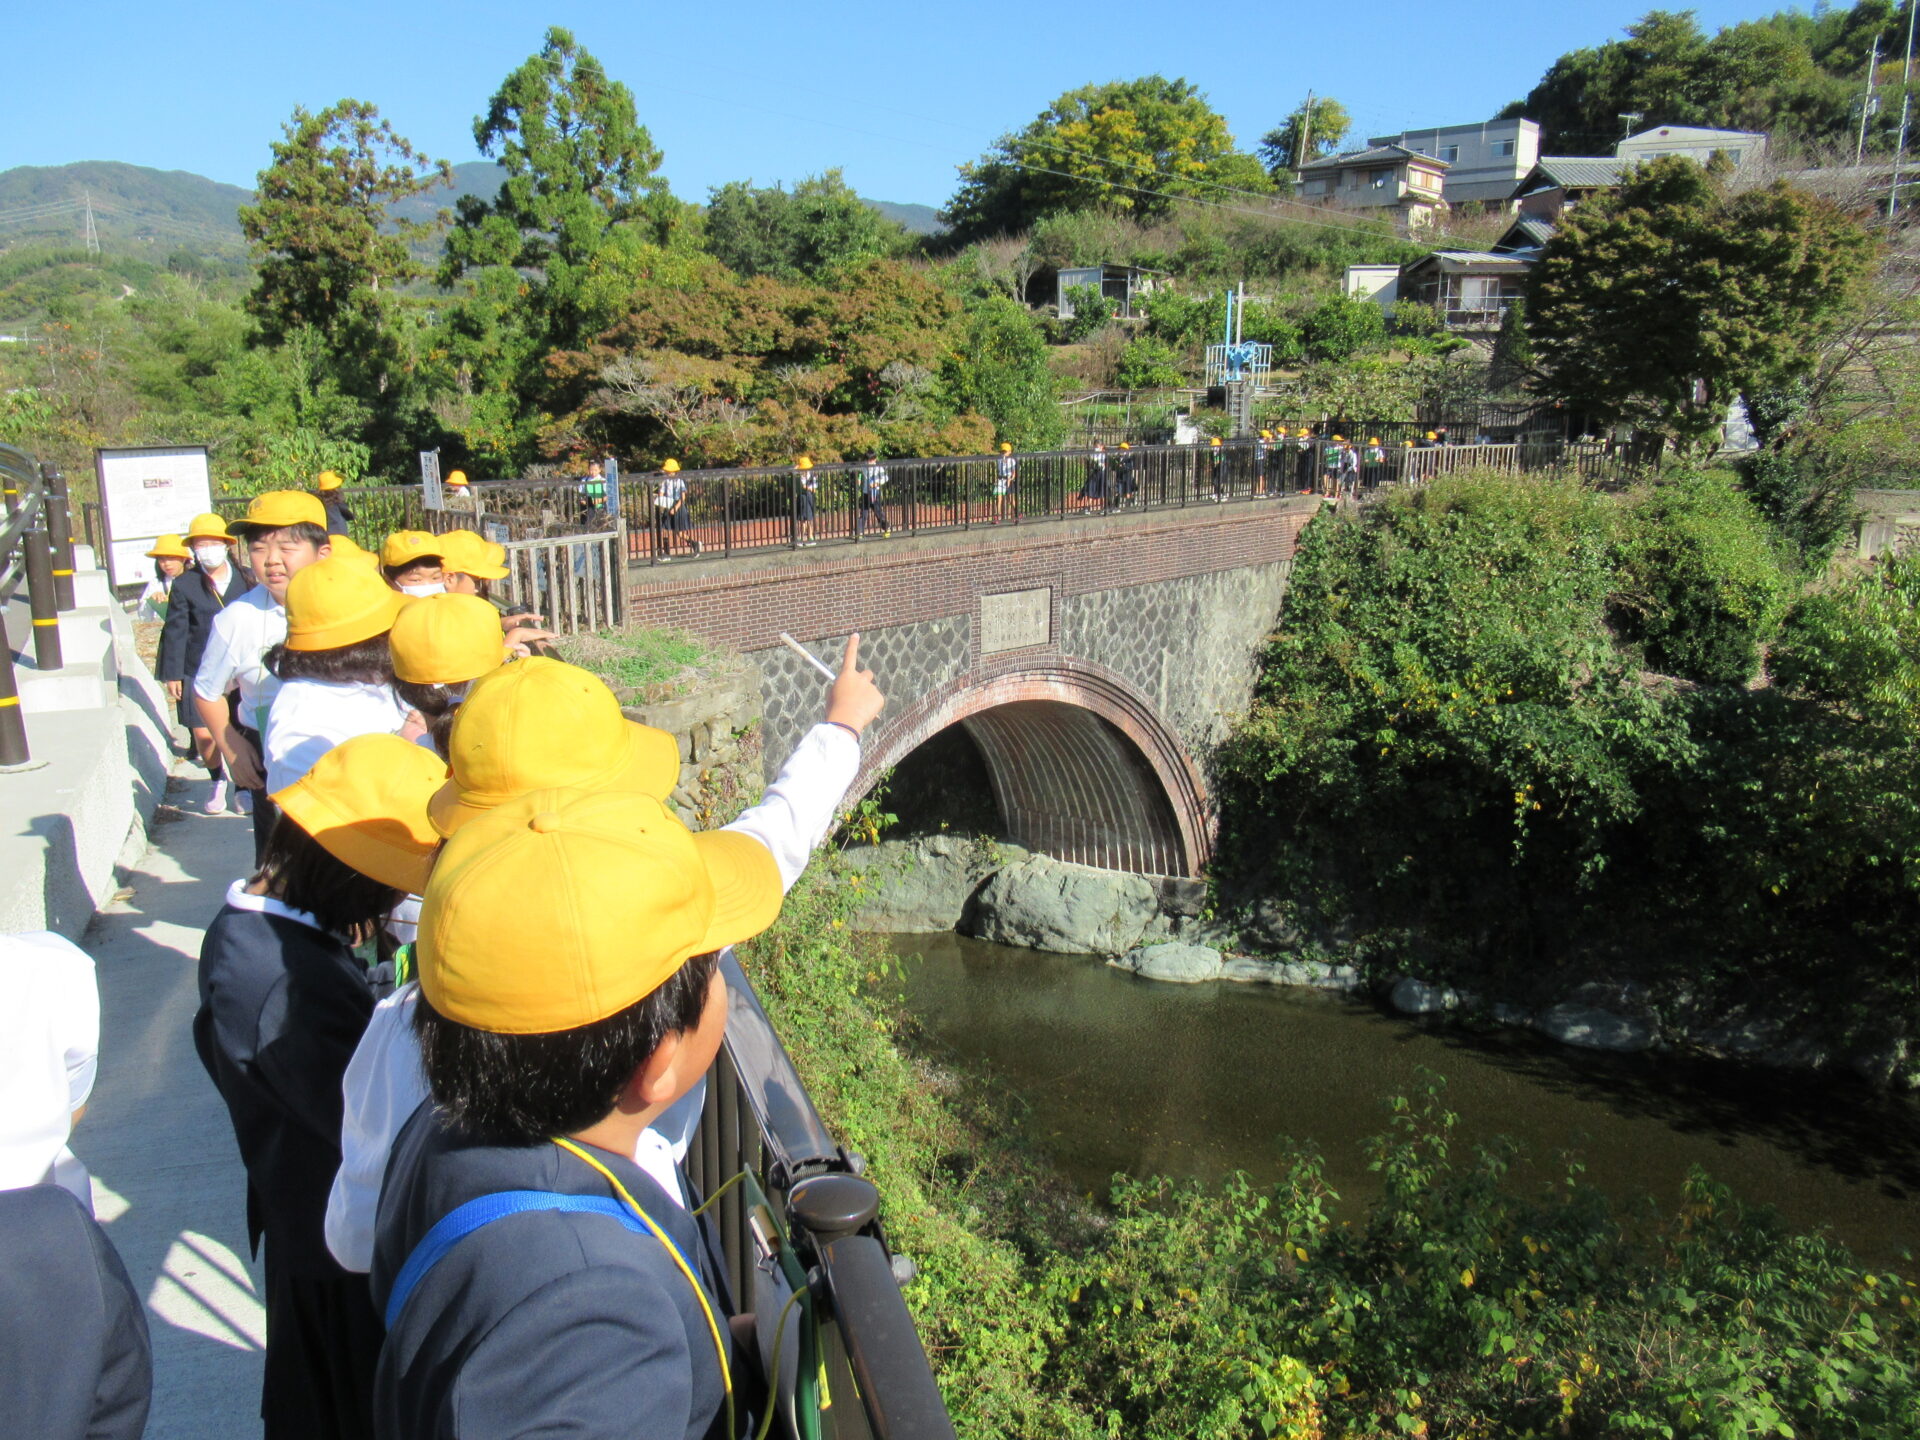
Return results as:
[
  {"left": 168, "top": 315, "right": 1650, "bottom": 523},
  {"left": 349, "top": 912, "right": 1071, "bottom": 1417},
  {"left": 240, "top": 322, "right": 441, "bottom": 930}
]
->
[
  {"left": 194, "top": 733, "right": 444, "bottom": 1440},
  {"left": 137, "top": 534, "right": 190, "bottom": 620},
  {"left": 325, "top": 639, "right": 885, "bottom": 1294},
  {"left": 380, "top": 532, "right": 446, "bottom": 596},
  {"left": 262, "top": 556, "right": 419, "bottom": 796},
  {"left": 389, "top": 594, "right": 512, "bottom": 758},
  {"left": 313, "top": 469, "right": 352, "bottom": 538},
  {"left": 197, "top": 491, "right": 335, "bottom": 852},
  {"left": 159, "top": 513, "right": 249, "bottom": 814}
]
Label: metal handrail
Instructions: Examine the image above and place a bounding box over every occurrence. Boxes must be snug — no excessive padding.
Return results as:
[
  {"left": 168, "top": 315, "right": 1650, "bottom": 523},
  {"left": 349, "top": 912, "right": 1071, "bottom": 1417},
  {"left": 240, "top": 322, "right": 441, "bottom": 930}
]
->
[
  {"left": 691, "top": 951, "right": 956, "bottom": 1440},
  {"left": 1, "top": 443, "right": 70, "bottom": 766}
]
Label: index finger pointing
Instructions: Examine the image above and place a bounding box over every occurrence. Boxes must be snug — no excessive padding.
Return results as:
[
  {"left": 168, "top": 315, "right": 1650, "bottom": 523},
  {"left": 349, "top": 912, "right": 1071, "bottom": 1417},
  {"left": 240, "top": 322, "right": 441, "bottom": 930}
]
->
[{"left": 841, "top": 633, "right": 860, "bottom": 673}]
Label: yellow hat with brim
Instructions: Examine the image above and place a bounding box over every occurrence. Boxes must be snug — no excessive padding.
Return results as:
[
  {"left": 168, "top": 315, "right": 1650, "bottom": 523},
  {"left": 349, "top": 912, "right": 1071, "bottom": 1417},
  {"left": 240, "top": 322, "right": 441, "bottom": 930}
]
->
[
  {"left": 391, "top": 593, "right": 512, "bottom": 686},
  {"left": 285, "top": 554, "right": 409, "bottom": 651},
  {"left": 231, "top": 490, "right": 328, "bottom": 535},
  {"left": 145, "top": 533, "right": 191, "bottom": 560},
  {"left": 271, "top": 733, "right": 445, "bottom": 894},
  {"left": 325, "top": 534, "right": 383, "bottom": 572},
  {"left": 438, "top": 529, "right": 510, "bottom": 581},
  {"left": 428, "top": 657, "right": 681, "bottom": 838},
  {"left": 184, "top": 513, "right": 231, "bottom": 543},
  {"left": 417, "top": 788, "right": 781, "bottom": 1033},
  {"left": 382, "top": 530, "right": 444, "bottom": 569},
  {"left": 445, "top": 470, "right": 469, "bottom": 487},
  {"left": 661, "top": 459, "right": 681, "bottom": 474},
  {"left": 316, "top": 470, "right": 345, "bottom": 493}
]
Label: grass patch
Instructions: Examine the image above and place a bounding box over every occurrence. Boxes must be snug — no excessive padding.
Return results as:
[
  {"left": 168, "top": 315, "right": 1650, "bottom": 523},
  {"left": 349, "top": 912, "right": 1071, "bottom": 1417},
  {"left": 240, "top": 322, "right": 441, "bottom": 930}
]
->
[{"left": 556, "top": 626, "right": 719, "bottom": 704}]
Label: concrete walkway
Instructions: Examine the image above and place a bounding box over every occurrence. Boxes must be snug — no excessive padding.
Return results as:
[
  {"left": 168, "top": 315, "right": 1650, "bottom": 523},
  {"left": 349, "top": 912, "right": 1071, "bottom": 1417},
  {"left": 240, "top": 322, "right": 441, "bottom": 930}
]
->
[{"left": 69, "top": 760, "right": 264, "bottom": 1439}]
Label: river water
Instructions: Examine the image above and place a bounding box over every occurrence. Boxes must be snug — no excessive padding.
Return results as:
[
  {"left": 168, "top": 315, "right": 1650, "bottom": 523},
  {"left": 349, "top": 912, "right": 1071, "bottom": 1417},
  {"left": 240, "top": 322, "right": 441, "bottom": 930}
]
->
[{"left": 887, "top": 932, "right": 1920, "bottom": 1269}]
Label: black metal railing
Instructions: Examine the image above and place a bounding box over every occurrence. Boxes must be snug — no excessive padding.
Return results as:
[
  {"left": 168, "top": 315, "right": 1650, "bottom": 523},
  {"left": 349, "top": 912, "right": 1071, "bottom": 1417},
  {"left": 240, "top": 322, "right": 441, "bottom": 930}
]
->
[
  {"left": 1, "top": 444, "right": 79, "bottom": 767},
  {"left": 692, "top": 951, "right": 955, "bottom": 1440}
]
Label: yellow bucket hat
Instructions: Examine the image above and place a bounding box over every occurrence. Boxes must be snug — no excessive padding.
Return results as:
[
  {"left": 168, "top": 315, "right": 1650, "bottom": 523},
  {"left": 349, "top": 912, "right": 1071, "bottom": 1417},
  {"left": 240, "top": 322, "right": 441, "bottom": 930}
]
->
[
  {"left": 315, "top": 470, "right": 345, "bottom": 493},
  {"left": 184, "top": 513, "right": 231, "bottom": 544},
  {"left": 390, "top": 594, "right": 511, "bottom": 687},
  {"left": 381, "top": 530, "right": 444, "bottom": 570},
  {"left": 417, "top": 789, "right": 782, "bottom": 1033},
  {"left": 145, "top": 533, "right": 191, "bottom": 560},
  {"left": 233, "top": 491, "right": 327, "bottom": 535},
  {"left": 437, "top": 529, "right": 510, "bottom": 581},
  {"left": 445, "top": 470, "right": 469, "bottom": 487},
  {"left": 428, "top": 657, "right": 681, "bottom": 838},
  {"left": 271, "top": 733, "right": 446, "bottom": 895},
  {"left": 284, "top": 555, "right": 408, "bottom": 651}
]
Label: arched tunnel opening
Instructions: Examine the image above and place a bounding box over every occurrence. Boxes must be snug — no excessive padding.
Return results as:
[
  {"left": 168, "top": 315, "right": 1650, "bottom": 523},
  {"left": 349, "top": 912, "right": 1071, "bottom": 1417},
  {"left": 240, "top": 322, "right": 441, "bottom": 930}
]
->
[{"left": 880, "top": 700, "right": 1191, "bottom": 877}]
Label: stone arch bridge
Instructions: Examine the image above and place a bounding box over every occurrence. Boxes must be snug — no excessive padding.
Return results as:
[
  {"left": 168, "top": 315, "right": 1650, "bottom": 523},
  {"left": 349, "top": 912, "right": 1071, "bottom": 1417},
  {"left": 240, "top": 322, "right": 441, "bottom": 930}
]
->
[{"left": 624, "top": 499, "right": 1316, "bottom": 878}]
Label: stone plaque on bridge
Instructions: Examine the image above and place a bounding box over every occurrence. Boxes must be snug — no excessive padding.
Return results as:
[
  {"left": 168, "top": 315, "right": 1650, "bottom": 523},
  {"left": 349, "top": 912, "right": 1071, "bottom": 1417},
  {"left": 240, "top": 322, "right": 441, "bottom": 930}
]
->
[{"left": 980, "top": 587, "right": 1052, "bottom": 654}]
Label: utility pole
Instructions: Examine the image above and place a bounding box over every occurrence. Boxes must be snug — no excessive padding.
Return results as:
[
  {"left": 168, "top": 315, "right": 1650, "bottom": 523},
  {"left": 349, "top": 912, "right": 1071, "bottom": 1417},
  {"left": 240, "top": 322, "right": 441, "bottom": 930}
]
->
[
  {"left": 1890, "top": 1, "right": 1916, "bottom": 217},
  {"left": 1296, "top": 91, "right": 1314, "bottom": 182},
  {"left": 82, "top": 190, "right": 99, "bottom": 257},
  {"left": 1856, "top": 32, "right": 1883, "bottom": 167}
]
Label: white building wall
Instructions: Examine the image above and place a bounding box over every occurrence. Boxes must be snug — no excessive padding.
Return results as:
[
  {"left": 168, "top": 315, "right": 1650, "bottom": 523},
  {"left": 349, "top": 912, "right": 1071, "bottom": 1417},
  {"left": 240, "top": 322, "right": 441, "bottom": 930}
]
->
[{"left": 1368, "top": 118, "right": 1540, "bottom": 205}]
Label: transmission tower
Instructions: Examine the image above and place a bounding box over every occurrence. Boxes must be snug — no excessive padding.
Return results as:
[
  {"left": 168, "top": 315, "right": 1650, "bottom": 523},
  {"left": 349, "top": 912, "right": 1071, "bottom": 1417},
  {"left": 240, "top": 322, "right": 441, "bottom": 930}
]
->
[{"left": 82, "top": 190, "right": 100, "bottom": 256}]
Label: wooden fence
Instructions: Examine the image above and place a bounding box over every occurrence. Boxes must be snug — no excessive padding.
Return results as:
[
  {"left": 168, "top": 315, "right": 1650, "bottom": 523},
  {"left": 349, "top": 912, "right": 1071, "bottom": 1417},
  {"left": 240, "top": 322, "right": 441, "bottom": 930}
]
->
[{"left": 494, "top": 527, "right": 626, "bottom": 635}]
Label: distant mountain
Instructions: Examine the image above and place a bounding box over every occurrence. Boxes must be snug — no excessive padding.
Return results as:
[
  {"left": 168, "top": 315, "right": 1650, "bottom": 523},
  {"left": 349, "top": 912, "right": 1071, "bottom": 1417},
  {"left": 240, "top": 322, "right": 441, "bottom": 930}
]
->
[
  {"left": 0, "top": 161, "right": 250, "bottom": 255},
  {"left": 388, "top": 160, "right": 505, "bottom": 226},
  {"left": 864, "top": 198, "right": 942, "bottom": 235}
]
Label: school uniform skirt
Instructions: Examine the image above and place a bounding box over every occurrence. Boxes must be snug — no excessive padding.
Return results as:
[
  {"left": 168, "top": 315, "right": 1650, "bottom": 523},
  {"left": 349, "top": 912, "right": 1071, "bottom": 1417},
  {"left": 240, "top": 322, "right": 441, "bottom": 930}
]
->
[{"left": 261, "top": 1243, "right": 382, "bottom": 1440}]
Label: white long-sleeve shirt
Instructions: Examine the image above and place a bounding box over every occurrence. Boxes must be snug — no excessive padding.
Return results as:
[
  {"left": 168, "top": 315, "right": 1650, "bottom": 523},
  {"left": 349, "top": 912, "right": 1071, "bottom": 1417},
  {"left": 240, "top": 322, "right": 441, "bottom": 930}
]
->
[{"left": 322, "top": 720, "right": 861, "bottom": 1271}]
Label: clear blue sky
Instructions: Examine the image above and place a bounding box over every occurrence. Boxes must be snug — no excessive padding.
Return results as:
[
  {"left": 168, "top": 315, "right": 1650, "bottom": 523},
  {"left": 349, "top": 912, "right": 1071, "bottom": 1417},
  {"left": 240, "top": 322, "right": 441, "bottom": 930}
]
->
[{"left": 6, "top": 0, "right": 1790, "bottom": 206}]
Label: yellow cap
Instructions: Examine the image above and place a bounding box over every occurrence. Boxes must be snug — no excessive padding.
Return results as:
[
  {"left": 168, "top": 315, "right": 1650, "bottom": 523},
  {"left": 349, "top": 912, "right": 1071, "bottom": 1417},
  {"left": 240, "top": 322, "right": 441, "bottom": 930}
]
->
[
  {"left": 315, "top": 470, "right": 345, "bottom": 493},
  {"left": 284, "top": 554, "right": 409, "bottom": 651},
  {"left": 417, "top": 788, "right": 781, "bottom": 1033},
  {"left": 438, "top": 529, "right": 510, "bottom": 581},
  {"left": 795, "top": 455, "right": 812, "bottom": 469},
  {"left": 184, "top": 513, "right": 231, "bottom": 543},
  {"left": 1402, "top": 440, "right": 1414, "bottom": 447},
  {"left": 271, "top": 733, "right": 446, "bottom": 895},
  {"left": 1425, "top": 431, "right": 1438, "bottom": 440},
  {"left": 1260, "top": 430, "right": 1272, "bottom": 439},
  {"left": 1119, "top": 442, "right": 1131, "bottom": 449},
  {"left": 326, "top": 534, "right": 381, "bottom": 570},
  {"left": 1369, "top": 437, "right": 1381, "bottom": 445},
  {"left": 999, "top": 443, "right": 1012, "bottom": 453},
  {"left": 233, "top": 490, "right": 328, "bottom": 534},
  {"left": 1210, "top": 436, "right": 1222, "bottom": 446},
  {"left": 661, "top": 459, "right": 681, "bottom": 474},
  {"left": 381, "top": 530, "right": 444, "bottom": 569},
  {"left": 145, "top": 533, "right": 191, "bottom": 560},
  {"left": 429, "top": 657, "right": 681, "bottom": 838},
  {"left": 390, "top": 594, "right": 511, "bottom": 687},
  {"left": 445, "top": 470, "right": 469, "bottom": 487}
]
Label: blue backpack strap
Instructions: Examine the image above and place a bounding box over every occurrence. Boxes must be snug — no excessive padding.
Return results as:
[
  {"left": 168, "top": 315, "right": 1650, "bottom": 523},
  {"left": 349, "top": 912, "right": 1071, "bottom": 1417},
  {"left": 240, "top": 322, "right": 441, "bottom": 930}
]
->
[{"left": 383, "top": 1190, "right": 646, "bottom": 1329}]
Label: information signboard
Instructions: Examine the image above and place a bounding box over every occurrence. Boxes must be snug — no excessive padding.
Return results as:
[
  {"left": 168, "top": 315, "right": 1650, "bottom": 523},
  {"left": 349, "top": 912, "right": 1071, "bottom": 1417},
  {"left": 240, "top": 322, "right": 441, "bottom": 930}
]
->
[
  {"left": 419, "top": 449, "right": 444, "bottom": 510},
  {"left": 94, "top": 445, "right": 213, "bottom": 588}
]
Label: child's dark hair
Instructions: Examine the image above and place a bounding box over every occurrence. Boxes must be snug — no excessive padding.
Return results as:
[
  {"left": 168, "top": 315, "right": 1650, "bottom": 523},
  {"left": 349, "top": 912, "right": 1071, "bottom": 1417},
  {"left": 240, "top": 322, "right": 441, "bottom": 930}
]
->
[
  {"left": 393, "top": 678, "right": 460, "bottom": 758},
  {"left": 265, "top": 632, "right": 395, "bottom": 685},
  {"left": 413, "top": 952, "right": 719, "bottom": 1145},
  {"left": 235, "top": 520, "right": 330, "bottom": 550},
  {"left": 254, "top": 817, "right": 406, "bottom": 939}
]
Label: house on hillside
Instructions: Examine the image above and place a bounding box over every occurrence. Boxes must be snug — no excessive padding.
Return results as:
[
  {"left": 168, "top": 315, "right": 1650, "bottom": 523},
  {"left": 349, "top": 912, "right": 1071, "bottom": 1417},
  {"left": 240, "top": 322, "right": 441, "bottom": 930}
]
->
[
  {"left": 1365, "top": 118, "right": 1540, "bottom": 207},
  {"left": 1617, "top": 125, "right": 1767, "bottom": 169},
  {"left": 1297, "top": 145, "right": 1450, "bottom": 231},
  {"left": 1511, "top": 157, "right": 1627, "bottom": 223},
  {"left": 1344, "top": 263, "right": 1402, "bottom": 308},
  {"left": 1397, "top": 250, "right": 1533, "bottom": 331},
  {"left": 1053, "top": 263, "right": 1165, "bottom": 320},
  {"left": 1491, "top": 215, "right": 1555, "bottom": 255}
]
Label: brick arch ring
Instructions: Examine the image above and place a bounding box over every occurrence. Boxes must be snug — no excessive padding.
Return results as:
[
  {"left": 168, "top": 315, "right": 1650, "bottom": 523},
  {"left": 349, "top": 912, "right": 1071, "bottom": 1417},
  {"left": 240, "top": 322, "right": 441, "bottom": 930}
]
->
[{"left": 851, "top": 656, "right": 1211, "bottom": 878}]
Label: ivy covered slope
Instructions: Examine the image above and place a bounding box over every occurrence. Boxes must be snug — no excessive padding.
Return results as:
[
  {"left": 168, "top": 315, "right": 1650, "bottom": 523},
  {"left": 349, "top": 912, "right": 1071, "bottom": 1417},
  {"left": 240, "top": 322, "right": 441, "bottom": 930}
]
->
[
  {"left": 1218, "top": 469, "right": 1920, "bottom": 1052},
  {"left": 739, "top": 858, "right": 1920, "bottom": 1439}
]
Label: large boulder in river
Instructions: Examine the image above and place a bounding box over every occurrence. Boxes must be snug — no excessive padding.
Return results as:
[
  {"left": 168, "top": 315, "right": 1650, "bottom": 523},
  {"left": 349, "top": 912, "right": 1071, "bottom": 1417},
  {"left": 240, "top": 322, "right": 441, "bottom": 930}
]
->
[
  {"left": 1111, "top": 943, "right": 1224, "bottom": 983},
  {"left": 844, "top": 834, "right": 1028, "bottom": 933},
  {"left": 963, "top": 855, "right": 1159, "bottom": 956},
  {"left": 1536, "top": 1003, "right": 1655, "bottom": 1053}
]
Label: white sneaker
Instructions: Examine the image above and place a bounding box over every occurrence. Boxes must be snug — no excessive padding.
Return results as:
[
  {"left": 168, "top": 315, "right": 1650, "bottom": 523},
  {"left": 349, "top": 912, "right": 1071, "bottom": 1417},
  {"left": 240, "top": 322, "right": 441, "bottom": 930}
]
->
[
  {"left": 233, "top": 787, "right": 253, "bottom": 816},
  {"left": 205, "top": 778, "right": 229, "bottom": 815}
]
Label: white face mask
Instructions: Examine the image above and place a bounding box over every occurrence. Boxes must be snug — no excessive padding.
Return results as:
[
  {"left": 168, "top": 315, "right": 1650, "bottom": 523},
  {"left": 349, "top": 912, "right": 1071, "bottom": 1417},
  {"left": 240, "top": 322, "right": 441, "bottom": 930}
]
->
[
  {"left": 398, "top": 582, "right": 445, "bottom": 597},
  {"left": 192, "top": 543, "right": 228, "bottom": 570}
]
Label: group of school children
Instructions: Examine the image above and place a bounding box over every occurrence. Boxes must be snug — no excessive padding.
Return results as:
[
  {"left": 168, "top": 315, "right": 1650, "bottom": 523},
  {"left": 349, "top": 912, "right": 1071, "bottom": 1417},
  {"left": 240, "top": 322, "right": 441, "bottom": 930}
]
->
[{"left": 159, "top": 471, "right": 888, "bottom": 1439}]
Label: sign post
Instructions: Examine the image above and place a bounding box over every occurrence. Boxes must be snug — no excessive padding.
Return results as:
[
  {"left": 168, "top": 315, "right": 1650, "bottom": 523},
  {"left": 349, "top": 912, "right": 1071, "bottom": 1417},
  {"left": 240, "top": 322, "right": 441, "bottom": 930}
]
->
[
  {"left": 419, "top": 449, "right": 444, "bottom": 510},
  {"left": 93, "top": 445, "right": 213, "bottom": 588}
]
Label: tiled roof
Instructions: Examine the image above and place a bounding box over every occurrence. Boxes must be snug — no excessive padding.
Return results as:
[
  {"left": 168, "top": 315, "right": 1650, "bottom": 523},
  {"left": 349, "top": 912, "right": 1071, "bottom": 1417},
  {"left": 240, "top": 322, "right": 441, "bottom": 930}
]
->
[
  {"left": 1494, "top": 217, "right": 1556, "bottom": 253},
  {"left": 1299, "top": 143, "right": 1449, "bottom": 172},
  {"left": 1528, "top": 157, "right": 1626, "bottom": 189}
]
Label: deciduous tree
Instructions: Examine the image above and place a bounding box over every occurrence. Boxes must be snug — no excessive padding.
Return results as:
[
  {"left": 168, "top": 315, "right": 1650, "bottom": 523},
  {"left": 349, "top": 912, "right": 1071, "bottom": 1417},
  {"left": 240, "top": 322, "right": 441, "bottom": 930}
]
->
[
  {"left": 704, "top": 170, "right": 906, "bottom": 282},
  {"left": 943, "top": 77, "right": 1271, "bottom": 242},
  {"left": 1258, "top": 97, "right": 1352, "bottom": 175},
  {"left": 1526, "top": 157, "right": 1875, "bottom": 452}
]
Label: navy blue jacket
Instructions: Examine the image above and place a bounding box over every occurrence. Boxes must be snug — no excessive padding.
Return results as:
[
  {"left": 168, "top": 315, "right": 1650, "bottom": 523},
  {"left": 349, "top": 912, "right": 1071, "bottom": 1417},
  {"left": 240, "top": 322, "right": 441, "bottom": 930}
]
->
[
  {"left": 193, "top": 903, "right": 375, "bottom": 1273},
  {"left": 157, "top": 559, "right": 248, "bottom": 684},
  {"left": 0, "top": 1185, "right": 152, "bottom": 1440},
  {"left": 371, "top": 1109, "right": 731, "bottom": 1440}
]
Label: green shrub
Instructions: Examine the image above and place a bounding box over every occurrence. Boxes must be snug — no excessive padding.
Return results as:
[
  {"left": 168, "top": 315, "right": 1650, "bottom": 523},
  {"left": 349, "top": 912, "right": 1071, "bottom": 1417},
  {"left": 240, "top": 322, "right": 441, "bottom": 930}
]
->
[
  {"left": 1613, "top": 471, "right": 1790, "bottom": 685},
  {"left": 1302, "top": 293, "right": 1387, "bottom": 362},
  {"left": 1059, "top": 283, "right": 1115, "bottom": 342},
  {"left": 1114, "top": 334, "right": 1185, "bottom": 389}
]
